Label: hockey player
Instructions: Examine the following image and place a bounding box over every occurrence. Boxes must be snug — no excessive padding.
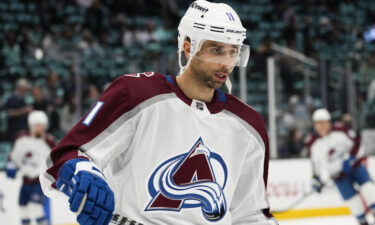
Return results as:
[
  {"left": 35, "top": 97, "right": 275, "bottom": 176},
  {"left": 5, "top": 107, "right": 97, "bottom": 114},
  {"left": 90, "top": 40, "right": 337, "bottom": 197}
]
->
[
  {"left": 40, "top": 1, "right": 277, "bottom": 225},
  {"left": 6, "top": 110, "right": 55, "bottom": 225},
  {"left": 305, "top": 108, "right": 375, "bottom": 225}
]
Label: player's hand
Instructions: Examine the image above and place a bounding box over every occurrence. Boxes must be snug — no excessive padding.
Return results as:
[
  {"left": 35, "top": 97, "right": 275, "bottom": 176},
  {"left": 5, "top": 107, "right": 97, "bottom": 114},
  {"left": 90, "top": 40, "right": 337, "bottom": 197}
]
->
[
  {"left": 5, "top": 161, "right": 18, "bottom": 179},
  {"left": 312, "top": 175, "right": 324, "bottom": 193},
  {"left": 56, "top": 159, "right": 115, "bottom": 225},
  {"left": 343, "top": 156, "right": 355, "bottom": 175}
]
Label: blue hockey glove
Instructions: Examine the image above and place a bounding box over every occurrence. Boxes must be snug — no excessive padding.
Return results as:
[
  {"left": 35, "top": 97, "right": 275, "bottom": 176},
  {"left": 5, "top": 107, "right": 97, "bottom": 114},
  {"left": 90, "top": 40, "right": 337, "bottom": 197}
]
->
[
  {"left": 343, "top": 156, "right": 355, "bottom": 175},
  {"left": 56, "top": 159, "right": 115, "bottom": 225},
  {"left": 312, "top": 175, "right": 324, "bottom": 193},
  {"left": 6, "top": 161, "right": 18, "bottom": 179}
]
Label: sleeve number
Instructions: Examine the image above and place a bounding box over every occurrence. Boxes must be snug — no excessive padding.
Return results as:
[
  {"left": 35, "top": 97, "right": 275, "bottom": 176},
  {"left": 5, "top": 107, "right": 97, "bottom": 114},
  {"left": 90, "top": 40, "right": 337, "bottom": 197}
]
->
[{"left": 82, "top": 101, "right": 104, "bottom": 126}]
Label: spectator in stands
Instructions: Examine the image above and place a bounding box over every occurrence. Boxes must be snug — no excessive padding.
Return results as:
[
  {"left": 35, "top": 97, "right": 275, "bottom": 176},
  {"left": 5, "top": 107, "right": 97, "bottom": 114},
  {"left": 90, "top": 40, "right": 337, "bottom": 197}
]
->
[
  {"left": 5, "top": 78, "right": 33, "bottom": 142},
  {"left": 77, "top": 0, "right": 94, "bottom": 8},
  {"left": 32, "top": 86, "right": 50, "bottom": 112},
  {"left": 282, "top": 3, "right": 298, "bottom": 49},
  {"left": 341, "top": 113, "right": 354, "bottom": 130},
  {"left": 122, "top": 24, "right": 137, "bottom": 46},
  {"left": 41, "top": 72, "right": 63, "bottom": 134},
  {"left": 43, "top": 72, "right": 63, "bottom": 105},
  {"left": 42, "top": 31, "right": 62, "bottom": 59},
  {"left": 85, "top": 0, "right": 108, "bottom": 36},
  {"left": 32, "top": 86, "right": 61, "bottom": 134},
  {"left": 135, "top": 20, "right": 158, "bottom": 45},
  {"left": 282, "top": 95, "right": 313, "bottom": 134},
  {"left": 279, "top": 127, "right": 304, "bottom": 158}
]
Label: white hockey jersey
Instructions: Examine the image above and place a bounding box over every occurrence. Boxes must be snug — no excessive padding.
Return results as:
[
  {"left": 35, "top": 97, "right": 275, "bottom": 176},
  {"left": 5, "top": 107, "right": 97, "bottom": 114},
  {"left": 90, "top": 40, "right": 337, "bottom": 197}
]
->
[
  {"left": 40, "top": 72, "right": 277, "bottom": 225},
  {"left": 11, "top": 133, "right": 54, "bottom": 181},
  {"left": 308, "top": 127, "right": 362, "bottom": 183}
]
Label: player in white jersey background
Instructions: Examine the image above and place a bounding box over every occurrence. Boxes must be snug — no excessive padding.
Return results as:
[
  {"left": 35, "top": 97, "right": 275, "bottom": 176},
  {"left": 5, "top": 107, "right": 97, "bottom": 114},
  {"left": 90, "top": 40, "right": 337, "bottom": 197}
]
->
[
  {"left": 6, "top": 110, "right": 55, "bottom": 225},
  {"left": 305, "top": 108, "right": 375, "bottom": 225},
  {"left": 40, "top": 1, "right": 277, "bottom": 225}
]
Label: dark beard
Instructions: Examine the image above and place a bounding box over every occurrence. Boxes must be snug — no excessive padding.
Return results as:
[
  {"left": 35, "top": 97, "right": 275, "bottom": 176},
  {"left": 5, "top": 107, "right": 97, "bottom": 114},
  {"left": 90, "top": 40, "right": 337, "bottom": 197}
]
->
[{"left": 191, "top": 60, "right": 226, "bottom": 89}]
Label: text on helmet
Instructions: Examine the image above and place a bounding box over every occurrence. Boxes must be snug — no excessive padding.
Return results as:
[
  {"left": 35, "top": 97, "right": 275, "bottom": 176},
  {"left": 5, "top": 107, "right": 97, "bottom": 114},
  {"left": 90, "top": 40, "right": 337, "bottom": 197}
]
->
[
  {"left": 191, "top": 2, "right": 209, "bottom": 13},
  {"left": 226, "top": 29, "right": 244, "bottom": 34}
]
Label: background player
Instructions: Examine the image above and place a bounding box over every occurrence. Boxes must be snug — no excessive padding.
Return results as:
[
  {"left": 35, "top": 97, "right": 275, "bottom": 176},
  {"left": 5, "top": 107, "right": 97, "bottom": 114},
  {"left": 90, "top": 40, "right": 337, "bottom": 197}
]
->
[
  {"left": 305, "top": 108, "right": 375, "bottom": 225},
  {"left": 40, "top": 1, "right": 277, "bottom": 225},
  {"left": 6, "top": 110, "right": 55, "bottom": 225}
]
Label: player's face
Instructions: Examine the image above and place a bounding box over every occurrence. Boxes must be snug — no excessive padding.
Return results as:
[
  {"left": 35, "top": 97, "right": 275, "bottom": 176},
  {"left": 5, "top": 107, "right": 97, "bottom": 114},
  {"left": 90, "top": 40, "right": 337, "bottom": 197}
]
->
[
  {"left": 314, "top": 121, "right": 331, "bottom": 137},
  {"left": 189, "top": 40, "right": 236, "bottom": 89},
  {"left": 31, "top": 124, "right": 46, "bottom": 138}
]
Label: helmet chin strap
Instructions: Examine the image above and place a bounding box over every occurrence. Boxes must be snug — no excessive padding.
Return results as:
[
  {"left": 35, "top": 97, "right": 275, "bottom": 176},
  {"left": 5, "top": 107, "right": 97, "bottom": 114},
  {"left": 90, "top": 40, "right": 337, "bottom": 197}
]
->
[
  {"left": 178, "top": 51, "right": 193, "bottom": 76},
  {"left": 225, "top": 78, "right": 232, "bottom": 94}
]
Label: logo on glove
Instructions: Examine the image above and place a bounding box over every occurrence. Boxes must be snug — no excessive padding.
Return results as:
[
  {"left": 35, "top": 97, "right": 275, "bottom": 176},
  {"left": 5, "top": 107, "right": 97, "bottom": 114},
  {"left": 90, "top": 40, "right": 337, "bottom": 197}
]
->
[{"left": 146, "top": 137, "right": 228, "bottom": 222}]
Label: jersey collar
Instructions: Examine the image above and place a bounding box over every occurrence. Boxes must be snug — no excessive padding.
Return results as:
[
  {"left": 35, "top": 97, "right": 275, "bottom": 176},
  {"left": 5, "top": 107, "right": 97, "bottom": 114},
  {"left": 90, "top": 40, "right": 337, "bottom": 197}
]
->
[{"left": 164, "top": 75, "right": 227, "bottom": 114}]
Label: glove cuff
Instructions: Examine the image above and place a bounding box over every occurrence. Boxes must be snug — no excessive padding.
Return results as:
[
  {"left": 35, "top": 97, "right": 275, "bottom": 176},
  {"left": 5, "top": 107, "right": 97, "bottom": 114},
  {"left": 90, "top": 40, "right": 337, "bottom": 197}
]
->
[{"left": 58, "top": 158, "right": 106, "bottom": 193}]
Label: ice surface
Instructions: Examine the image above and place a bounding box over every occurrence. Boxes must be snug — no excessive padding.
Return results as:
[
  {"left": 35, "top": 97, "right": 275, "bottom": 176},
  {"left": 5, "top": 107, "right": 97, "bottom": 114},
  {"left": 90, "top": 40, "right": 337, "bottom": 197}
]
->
[{"left": 278, "top": 215, "right": 359, "bottom": 225}]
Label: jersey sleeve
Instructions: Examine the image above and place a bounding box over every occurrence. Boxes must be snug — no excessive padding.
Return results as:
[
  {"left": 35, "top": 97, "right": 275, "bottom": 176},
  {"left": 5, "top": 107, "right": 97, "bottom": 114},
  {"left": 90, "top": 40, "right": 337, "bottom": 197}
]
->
[
  {"left": 10, "top": 137, "right": 24, "bottom": 167},
  {"left": 228, "top": 111, "right": 277, "bottom": 225},
  {"left": 40, "top": 76, "right": 136, "bottom": 197},
  {"left": 310, "top": 145, "right": 330, "bottom": 183}
]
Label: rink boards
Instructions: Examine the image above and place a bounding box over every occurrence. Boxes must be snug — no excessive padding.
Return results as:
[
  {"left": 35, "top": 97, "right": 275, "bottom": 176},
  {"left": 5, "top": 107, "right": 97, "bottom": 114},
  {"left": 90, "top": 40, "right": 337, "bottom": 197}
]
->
[
  {"left": 1, "top": 157, "right": 375, "bottom": 224},
  {"left": 268, "top": 157, "right": 375, "bottom": 220}
]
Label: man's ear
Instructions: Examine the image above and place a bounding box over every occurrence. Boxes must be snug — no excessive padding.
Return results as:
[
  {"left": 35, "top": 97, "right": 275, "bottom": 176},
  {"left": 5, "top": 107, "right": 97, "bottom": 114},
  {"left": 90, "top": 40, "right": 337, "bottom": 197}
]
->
[{"left": 183, "top": 40, "right": 191, "bottom": 59}]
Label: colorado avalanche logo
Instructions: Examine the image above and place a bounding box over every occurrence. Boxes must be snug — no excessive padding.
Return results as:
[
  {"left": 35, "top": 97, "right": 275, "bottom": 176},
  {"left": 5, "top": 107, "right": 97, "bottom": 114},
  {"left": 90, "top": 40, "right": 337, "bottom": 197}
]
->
[{"left": 146, "top": 137, "right": 228, "bottom": 222}]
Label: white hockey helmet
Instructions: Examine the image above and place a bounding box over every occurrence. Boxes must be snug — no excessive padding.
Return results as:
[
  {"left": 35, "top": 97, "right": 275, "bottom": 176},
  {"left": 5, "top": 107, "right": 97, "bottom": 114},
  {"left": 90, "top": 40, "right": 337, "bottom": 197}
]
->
[
  {"left": 28, "top": 110, "right": 49, "bottom": 128},
  {"left": 312, "top": 108, "right": 331, "bottom": 122},
  {"left": 178, "top": 0, "right": 249, "bottom": 69}
]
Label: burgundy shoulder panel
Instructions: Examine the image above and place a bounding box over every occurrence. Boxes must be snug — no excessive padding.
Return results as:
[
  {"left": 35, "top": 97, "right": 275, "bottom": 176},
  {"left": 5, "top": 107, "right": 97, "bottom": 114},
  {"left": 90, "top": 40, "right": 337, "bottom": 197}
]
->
[{"left": 122, "top": 72, "right": 174, "bottom": 108}]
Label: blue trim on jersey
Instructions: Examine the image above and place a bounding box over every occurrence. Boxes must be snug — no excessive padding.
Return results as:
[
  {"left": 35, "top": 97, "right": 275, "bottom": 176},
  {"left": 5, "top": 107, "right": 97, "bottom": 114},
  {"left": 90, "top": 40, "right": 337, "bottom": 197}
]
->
[
  {"left": 164, "top": 75, "right": 176, "bottom": 85},
  {"left": 217, "top": 89, "right": 226, "bottom": 102}
]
